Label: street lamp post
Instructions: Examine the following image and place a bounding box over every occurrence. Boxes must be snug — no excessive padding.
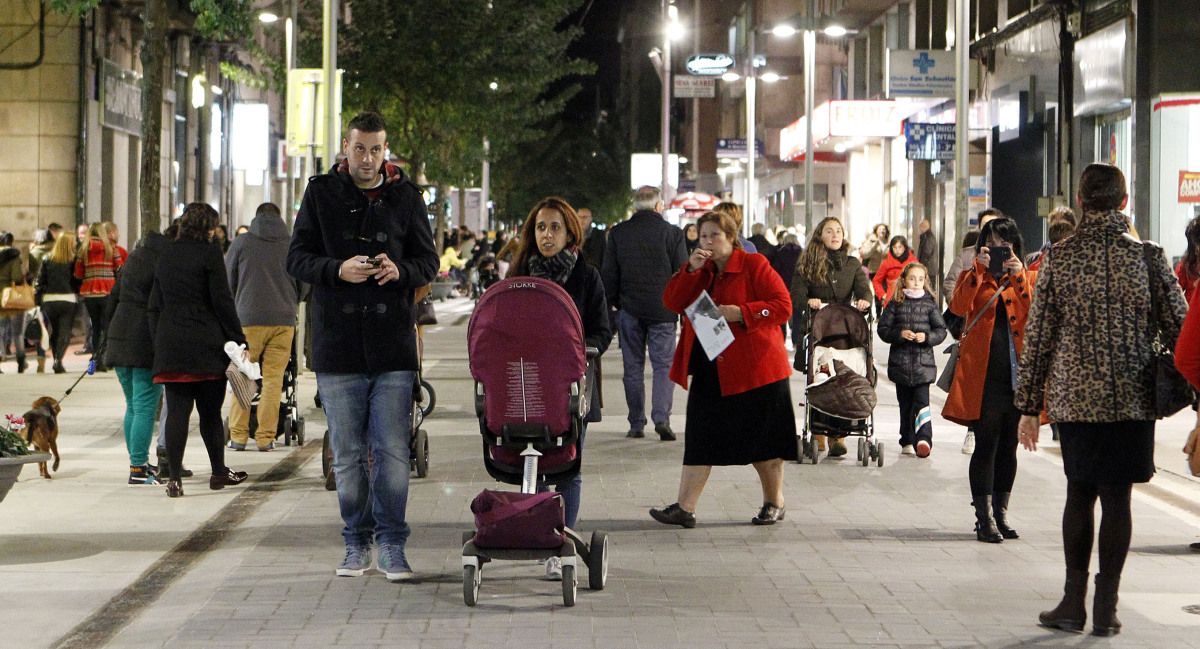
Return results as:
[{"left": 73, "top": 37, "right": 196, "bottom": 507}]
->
[
  {"left": 803, "top": 14, "right": 816, "bottom": 236},
  {"left": 660, "top": 0, "right": 674, "bottom": 203},
  {"left": 322, "top": 0, "right": 338, "bottom": 169},
  {"left": 746, "top": 25, "right": 756, "bottom": 233}
]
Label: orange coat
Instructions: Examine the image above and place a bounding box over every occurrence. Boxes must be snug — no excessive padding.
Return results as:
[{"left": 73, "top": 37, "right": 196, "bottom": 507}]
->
[
  {"left": 872, "top": 250, "right": 915, "bottom": 301},
  {"left": 941, "top": 260, "right": 1036, "bottom": 426}
]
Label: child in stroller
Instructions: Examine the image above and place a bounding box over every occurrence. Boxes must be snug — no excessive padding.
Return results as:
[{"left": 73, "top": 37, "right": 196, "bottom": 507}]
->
[
  {"left": 799, "top": 303, "right": 883, "bottom": 467},
  {"left": 461, "top": 276, "right": 608, "bottom": 607}
]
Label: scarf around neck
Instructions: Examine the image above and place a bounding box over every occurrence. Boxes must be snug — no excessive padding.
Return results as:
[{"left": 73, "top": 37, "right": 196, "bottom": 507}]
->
[{"left": 528, "top": 247, "right": 578, "bottom": 286}]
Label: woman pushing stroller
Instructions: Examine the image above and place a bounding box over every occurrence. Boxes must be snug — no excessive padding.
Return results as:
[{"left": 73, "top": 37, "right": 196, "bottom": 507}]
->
[{"left": 649, "top": 210, "right": 796, "bottom": 528}]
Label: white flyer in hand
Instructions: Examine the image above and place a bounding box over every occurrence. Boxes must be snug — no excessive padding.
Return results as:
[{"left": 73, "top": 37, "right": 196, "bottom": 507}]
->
[{"left": 685, "top": 290, "right": 734, "bottom": 360}]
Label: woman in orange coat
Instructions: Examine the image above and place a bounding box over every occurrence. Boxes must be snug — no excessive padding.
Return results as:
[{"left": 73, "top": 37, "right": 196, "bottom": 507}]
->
[
  {"left": 943, "top": 217, "right": 1035, "bottom": 544},
  {"left": 872, "top": 236, "right": 916, "bottom": 305},
  {"left": 649, "top": 210, "right": 795, "bottom": 529}
]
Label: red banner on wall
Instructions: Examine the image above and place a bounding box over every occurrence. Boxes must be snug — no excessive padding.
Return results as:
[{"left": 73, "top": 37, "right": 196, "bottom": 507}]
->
[{"left": 1181, "top": 171, "right": 1200, "bottom": 203}]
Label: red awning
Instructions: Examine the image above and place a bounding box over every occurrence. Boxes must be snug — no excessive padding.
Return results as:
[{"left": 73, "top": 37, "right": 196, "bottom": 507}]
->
[{"left": 669, "top": 192, "right": 719, "bottom": 211}]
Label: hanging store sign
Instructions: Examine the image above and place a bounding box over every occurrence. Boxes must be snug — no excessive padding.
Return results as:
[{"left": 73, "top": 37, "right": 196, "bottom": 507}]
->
[
  {"left": 1180, "top": 171, "right": 1200, "bottom": 204},
  {"left": 686, "top": 53, "right": 735, "bottom": 76},
  {"left": 905, "top": 123, "right": 956, "bottom": 160},
  {"left": 780, "top": 101, "right": 907, "bottom": 161},
  {"left": 887, "top": 50, "right": 956, "bottom": 98},
  {"left": 1074, "top": 18, "right": 1133, "bottom": 117},
  {"left": 716, "top": 138, "right": 764, "bottom": 159},
  {"left": 101, "top": 59, "right": 142, "bottom": 137},
  {"left": 674, "top": 76, "right": 716, "bottom": 98}
]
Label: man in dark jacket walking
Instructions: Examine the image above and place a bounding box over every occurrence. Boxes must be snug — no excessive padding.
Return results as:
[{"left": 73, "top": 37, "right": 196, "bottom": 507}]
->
[
  {"left": 601, "top": 186, "right": 688, "bottom": 440},
  {"left": 287, "top": 112, "right": 439, "bottom": 582},
  {"left": 226, "top": 203, "right": 300, "bottom": 451},
  {"left": 579, "top": 207, "right": 606, "bottom": 269}
]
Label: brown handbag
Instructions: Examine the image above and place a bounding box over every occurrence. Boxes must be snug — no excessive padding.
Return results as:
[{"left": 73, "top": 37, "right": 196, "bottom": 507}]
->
[
  {"left": 1, "top": 282, "right": 34, "bottom": 311},
  {"left": 225, "top": 361, "right": 259, "bottom": 411}
]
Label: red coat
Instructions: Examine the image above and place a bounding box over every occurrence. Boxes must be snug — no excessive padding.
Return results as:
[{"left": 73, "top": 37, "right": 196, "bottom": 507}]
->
[
  {"left": 872, "top": 250, "right": 915, "bottom": 301},
  {"left": 1175, "top": 291, "right": 1200, "bottom": 390},
  {"left": 663, "top": 248, "right": 792, "bottom": 396},
  {"left": 942, "top": 261, "right": 1036, "bottom": 426}
]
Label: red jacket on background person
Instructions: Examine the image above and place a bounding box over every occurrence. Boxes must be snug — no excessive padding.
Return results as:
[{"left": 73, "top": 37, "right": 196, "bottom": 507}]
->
[
  {"left": 1175, "top": 261, "right": 1200, "bottom": 306},
  {"left": 74, "top": 238, "right": 127, "bottom": 297},
  {"left": 872, "top": 249, "right": 915, "bottom": 301},
  {"left": 662, "top": 248, "right": 792, "bottom": 396},
  {"left": 1174, "top": 291, "right": 1200, "bottom": 390}
]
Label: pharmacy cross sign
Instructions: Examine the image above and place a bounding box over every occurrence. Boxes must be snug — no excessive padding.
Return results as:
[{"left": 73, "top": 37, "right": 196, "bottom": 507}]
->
[{"left": 913, "top": 52, "right": 936, "bottom": 74}]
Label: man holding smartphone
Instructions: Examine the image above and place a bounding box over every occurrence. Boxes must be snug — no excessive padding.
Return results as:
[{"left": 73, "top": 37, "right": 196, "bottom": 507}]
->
[{"left": 288, "top": 111, "right": 439, "bottom": 582}]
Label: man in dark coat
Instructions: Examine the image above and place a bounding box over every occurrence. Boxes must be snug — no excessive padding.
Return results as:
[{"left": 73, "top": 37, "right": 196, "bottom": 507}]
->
[
  {"left": 579, "top": 207, "right": 606, "bottom": 269},
  {"left": 287, "top": 111, "right": 439, "bottom": 582},
  {"left": 600, "top": 186, "right": 688, "bottom": 440}
]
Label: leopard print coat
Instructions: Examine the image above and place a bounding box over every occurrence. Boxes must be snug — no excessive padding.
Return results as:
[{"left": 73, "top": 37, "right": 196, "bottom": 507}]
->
[{"left": 1015, "top": 210, "right": 1187, "bottom": 422}]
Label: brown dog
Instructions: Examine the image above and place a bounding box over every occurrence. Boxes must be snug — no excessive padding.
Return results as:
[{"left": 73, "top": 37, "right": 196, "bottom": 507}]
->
[{"left": 22, "top": 396, "right": 61, "bottom": 479}]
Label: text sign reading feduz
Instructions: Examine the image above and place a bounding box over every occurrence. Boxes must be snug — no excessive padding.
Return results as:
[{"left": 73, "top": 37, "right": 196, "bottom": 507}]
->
[
  {"left": 888, "top": 49, "right": 955, "bottom": 98},
  {"left": 905, "top": 123, "right": 956, "bottom": 161},
  {"left": 101, "top": 59, "right": 142, "bottom": 137},
  {"left": 686, "top": 53, "right": 735, "bottom": 76}
]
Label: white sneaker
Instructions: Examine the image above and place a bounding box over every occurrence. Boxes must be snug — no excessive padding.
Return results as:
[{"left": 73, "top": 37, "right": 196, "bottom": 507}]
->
[
  {"left": 961, "top": 431, "right": 975, "bottom": 455},
  {"left": 544, "top": 556, "right": 562, "bottom": 581},
  {"left": 901, "top": 445, "right": 916, "bottom": 456}
]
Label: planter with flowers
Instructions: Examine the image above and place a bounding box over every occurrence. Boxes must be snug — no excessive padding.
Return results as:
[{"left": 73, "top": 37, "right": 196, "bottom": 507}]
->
[{"left": 0, "top": 414, "right": 51, "bottom": 503}]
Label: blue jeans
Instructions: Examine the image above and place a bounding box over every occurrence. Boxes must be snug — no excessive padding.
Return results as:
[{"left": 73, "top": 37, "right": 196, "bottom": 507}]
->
[
  {"left": 617, "top": 311, "right": 676, "bottom": 431},
  {"left": 538, "top": 424, "right": 586, "bottom": 529},
  {"left": 317, "top": 371, "right": 415, "bottom": 548},
  {"left": 115, "top": 367, "right": 162, "bottom": 466}
]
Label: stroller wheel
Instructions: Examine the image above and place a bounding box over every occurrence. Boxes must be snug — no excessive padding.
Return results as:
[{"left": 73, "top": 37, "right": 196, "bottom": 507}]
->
[
  {"left": 588, "top": 531, "right": 609, "bottom": 591},
  {"left": 419, "top": 380, "right": 436, "bottom": 417},
  {"left": 857, "top": 437, "right": 866, "bottom": 462},
  {"left": 295, "top": 417, "right": 306, "bottom": 445},
  {"left": 463, "top": 564, "right": 480, "bottom": 607},
  {"left": 876, "top": 444, "right": 885, "bottom": 467},
  {"left": 412, "top": 428, "right": 429, "bottom": 478},
  {"left": 561, "top": 563, "right": 577, "bottom": 607}
]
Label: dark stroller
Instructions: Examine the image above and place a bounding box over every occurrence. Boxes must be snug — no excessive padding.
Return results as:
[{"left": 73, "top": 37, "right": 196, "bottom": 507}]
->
[
  {"left": 461, "top": 277, "right": 609, "bottom": 607},
  {"left": 799, "top": 303, "right": 882, "bottom": 467}
]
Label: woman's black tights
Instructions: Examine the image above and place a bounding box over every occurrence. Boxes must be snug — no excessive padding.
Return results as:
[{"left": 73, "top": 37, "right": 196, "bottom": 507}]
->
[
  {"left": 969, "top": 386, "right": 1019, "bottom": 498},
  {"left": 163, "top": 380, "right": 227, "bottom": 481},
  {"left": 1062, "top": 480, "right": 1133, "bottom": 577}
]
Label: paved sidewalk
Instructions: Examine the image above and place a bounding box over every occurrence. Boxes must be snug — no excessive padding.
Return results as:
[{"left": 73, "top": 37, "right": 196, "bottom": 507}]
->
[{"left": 2, "top": 297, "right": 1200, "bottom": 648}]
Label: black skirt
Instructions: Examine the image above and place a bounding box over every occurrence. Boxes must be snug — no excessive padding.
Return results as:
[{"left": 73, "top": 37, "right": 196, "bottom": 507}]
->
[
  {"left": 683, "top": 344, "right": 798, "bottom": 466},
  {"left": 1057, "top": 420, "right": 1156, "bottom": 484}
]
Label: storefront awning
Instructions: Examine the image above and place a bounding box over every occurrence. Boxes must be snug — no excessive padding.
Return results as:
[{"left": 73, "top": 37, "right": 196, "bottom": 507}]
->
[{"left": 779, "top": 99, "right": 939, "bottom": 162}]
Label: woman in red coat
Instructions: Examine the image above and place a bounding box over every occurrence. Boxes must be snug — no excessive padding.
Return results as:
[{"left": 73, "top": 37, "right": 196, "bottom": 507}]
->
[
  {"left": 649, "top": 210, "right": 795, "bottom": 529},
  {"left": 872, "top": 236, "right": 915, "bottom": 304}
]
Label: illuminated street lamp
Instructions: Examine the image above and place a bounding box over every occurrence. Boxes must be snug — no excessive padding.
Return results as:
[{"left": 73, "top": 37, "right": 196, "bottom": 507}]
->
[{"left": 258, "top": 11, "right": 279, "bottom": 24}]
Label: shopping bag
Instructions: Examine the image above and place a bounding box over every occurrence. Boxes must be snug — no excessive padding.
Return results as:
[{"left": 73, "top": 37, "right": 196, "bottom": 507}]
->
[
  {"left": 936, "top": 342, "right": 959, "bottom": 393},
  {"left": 470, "top": 490, "right": 564, "bottom": 549},
  {"left": 225, "top": 361, "right": 259, "bottom": 411}
]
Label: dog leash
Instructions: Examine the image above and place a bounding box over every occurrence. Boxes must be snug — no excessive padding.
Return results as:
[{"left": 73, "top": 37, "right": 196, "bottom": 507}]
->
[{"left": 58, "top": 357, "right": 97, "bottom": 405}]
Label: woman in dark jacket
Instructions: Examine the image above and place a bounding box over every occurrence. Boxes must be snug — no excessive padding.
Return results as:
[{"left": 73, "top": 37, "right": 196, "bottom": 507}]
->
[
  {"left": 1017, "top": 164, "right": 1188, "bottom": 636},
  {"left": 877, "top": 262, "right": 947, "bottom": 457},
  {"left": 105, "top": 228, "right": 170, "bottom": 485},
  {"left": 790, "top": 217, "right": 872, "bottom": 457},
  {"left": 35, "top": 233, "right": 80, "bottom": 374},
  {"left": 148, "top": 203, "right": 248, "bottom": 498},
  {"left": 507, "top": 197, "right": 610, "bottom": 577}
]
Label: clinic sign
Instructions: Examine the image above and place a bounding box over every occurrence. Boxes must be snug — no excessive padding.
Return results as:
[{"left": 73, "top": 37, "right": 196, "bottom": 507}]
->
[
  {"left": 888, "top": 49, "right": 955, "bottom": 98},
  {"left": 101, "top": 59, "right": 142, "bottom": 137},
  {"left": 1180, "top": 171, "right": 1200, "bottom": 203},
  {"left": 905, "top": 122, "right": 956, "bottom": 160}
]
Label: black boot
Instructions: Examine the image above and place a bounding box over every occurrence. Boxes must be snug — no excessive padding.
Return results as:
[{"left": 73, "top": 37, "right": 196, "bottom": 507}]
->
[
  {"left": 1038, "top": 568, "right": 1088, "bottom": 633},
  {"left": 973, "top": 497, "right": 1003, "bottom": 543},
  {"left": 993, "top": 492, "right": 1019, "bottom": 539},
  {"left": 1092, "top": 573, "right": 1122, "bottom": 637}
]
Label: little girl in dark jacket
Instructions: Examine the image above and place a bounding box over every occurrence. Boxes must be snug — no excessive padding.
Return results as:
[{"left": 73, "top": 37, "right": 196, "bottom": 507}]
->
[{"left": 877, "top": 262, "right": 947, "bottom": 457}]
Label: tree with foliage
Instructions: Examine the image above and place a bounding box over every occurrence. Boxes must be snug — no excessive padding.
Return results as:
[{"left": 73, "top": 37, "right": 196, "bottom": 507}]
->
[
  {"left": 338, "top": 0, "right": 593, "bottom": 250},
  {"left": 50, "top": 0, "right": 259, "bottom": 239}
]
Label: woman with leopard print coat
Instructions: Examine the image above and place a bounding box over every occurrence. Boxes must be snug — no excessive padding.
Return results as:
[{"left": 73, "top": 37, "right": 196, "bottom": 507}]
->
[{"left": 1015, "top": 164, "right": 1187, "bottom": 637}]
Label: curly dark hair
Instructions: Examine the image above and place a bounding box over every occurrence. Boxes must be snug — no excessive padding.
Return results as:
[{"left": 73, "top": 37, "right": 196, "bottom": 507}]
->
[{"left": 177, "top": 203, "right": 219, "bottom": 242}]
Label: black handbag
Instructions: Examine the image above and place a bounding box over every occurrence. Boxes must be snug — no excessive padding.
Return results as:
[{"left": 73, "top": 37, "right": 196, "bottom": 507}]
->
[
  {"left": 1143, "top": 242, "right": 1193, "bottom": 418},
  {"left": 415, "top": 297, "right": 438, "bottom": 326}
]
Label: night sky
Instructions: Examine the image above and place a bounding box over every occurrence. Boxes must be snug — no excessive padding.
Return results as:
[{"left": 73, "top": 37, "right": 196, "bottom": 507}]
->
[{"left": 561, "top": 0, "right": 624, "bottom": 126}]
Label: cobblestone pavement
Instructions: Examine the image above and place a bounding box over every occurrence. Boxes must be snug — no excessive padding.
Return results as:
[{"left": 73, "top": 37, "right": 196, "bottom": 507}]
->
[{"left": 2, "top": 296, "right": 1199, "bottom": 648}]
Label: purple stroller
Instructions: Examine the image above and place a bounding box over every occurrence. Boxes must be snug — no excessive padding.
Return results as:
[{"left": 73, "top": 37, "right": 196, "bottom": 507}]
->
[{"left": 462, "top": 276, "right": 609, "bottom": 606}]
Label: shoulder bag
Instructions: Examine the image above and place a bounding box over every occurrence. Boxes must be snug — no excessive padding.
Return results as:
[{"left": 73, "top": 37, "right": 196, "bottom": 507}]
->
[
  {"left": 936, "top": 275, "right": 1010, "bottom": 393},
  {"left": 1143, "top": 242, "right": 1193, "bottom": 418},
  {"left": 1, "top": 281, "right": 34, "bottom": 311}
]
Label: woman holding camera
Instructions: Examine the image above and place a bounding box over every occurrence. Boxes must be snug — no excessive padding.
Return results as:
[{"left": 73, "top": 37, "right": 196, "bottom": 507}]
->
[{"left": 943, "top": 217, "right": 1035, "bottom": 544}]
